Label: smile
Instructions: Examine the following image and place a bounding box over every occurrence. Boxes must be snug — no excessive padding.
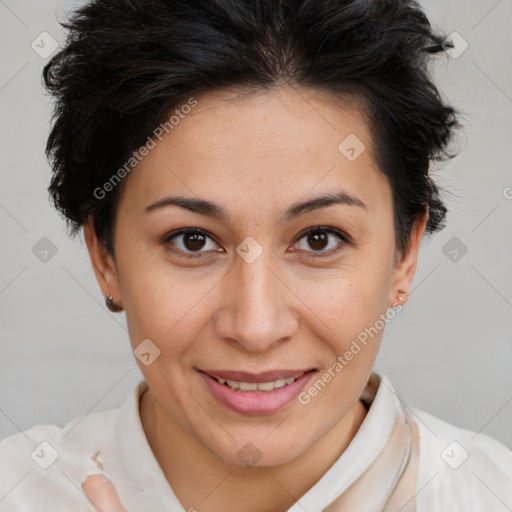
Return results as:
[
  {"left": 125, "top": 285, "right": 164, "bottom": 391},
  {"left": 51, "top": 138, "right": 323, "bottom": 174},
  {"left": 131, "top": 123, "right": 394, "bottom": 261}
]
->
[
  {"left": 213, "top": 374, "right": 305, "bottom": 391},
  {"left": 197, "top": 369, "right": 317, "bottom": 415}
]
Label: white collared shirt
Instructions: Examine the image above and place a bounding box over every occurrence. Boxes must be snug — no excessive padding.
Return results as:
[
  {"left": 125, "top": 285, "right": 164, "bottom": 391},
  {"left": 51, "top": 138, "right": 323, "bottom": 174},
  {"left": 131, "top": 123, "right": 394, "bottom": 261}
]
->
[{"left": 1, "top": 372, "right": 510, "bottom": 511}]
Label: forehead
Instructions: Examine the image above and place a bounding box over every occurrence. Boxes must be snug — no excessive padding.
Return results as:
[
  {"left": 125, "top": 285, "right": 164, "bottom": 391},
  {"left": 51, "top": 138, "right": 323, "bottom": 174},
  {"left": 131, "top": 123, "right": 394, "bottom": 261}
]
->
[
  {"left": 117, "top": 86, "right": 391, "bottom": 221},
  {"left": 170, "top": 86, "right": 372, "bottom": 159}
]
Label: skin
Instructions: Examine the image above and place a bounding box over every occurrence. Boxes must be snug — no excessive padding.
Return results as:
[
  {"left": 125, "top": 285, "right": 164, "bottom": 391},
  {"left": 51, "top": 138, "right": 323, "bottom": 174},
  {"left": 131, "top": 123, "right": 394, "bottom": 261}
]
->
[
  {"left": 82, "top": 474, "right": 126, "bottom": 512},
  {"left": 84, "top": 85, "right": 427, "bottom": 512}
]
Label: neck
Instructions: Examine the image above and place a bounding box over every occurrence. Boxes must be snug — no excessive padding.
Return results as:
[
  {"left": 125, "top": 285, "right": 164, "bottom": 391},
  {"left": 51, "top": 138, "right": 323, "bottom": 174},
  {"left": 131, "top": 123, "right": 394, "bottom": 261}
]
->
[{"left": 140, "top": 388, "right": 367, "bottom": 512}]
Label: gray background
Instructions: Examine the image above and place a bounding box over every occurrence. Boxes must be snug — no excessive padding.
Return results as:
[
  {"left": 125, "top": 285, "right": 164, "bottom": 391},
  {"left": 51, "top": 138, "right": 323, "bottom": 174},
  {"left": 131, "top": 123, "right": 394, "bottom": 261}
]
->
[{"left": 1, "top": 0, "right": 511, "bottom": 449}]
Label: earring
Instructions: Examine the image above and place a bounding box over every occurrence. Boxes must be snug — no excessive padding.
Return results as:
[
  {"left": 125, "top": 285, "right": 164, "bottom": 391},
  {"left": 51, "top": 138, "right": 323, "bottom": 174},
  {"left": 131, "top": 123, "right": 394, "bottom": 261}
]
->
[
  {"left": 105, "top": 294, "right": 123, "bottom": 313},
  {"left": 397, "top": 289, "right": 408, "bottom": 303}
]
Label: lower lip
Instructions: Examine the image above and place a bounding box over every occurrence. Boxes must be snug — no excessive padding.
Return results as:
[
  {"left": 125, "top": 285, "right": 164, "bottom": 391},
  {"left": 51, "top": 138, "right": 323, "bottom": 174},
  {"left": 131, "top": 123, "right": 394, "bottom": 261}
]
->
[{"left": 198, "top": 370, "right": 317, "bottom": 415}]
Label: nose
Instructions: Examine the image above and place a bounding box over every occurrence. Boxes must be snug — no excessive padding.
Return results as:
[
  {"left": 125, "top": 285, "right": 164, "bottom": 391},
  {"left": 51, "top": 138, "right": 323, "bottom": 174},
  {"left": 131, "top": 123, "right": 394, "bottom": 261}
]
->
[{"left": 213, "top": 251, "right": 300, "bottom": 353}]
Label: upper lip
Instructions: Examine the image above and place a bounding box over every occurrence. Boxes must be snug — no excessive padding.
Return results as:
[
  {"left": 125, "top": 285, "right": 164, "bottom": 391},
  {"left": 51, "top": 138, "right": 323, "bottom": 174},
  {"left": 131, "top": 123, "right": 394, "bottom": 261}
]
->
[{"left": 198, "top": 368, "right": 316, "bottom": 383}]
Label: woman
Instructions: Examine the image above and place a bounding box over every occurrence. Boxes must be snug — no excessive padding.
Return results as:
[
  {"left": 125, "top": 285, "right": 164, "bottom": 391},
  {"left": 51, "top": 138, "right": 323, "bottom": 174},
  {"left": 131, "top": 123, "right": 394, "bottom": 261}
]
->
[{"left": 1, "top": 0, "right": 510, "bottom": 510}]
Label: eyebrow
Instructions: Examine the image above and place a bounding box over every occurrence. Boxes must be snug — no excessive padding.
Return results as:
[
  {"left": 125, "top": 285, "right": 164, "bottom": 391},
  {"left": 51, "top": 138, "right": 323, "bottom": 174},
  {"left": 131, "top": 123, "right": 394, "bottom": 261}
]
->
[{"left": 144, "top": 189, "right": 366, "bottom": 222}]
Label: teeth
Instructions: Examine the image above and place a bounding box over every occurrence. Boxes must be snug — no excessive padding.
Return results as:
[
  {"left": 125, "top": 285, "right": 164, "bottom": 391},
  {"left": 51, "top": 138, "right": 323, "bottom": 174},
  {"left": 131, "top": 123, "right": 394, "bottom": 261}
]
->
[
  {"left": 239, "top": 382, "right": 258, "bottom": 391},
  {"left": 256, "top": 381, "right": 275, "bottom": 391},
  {"left": 215, "top": 373, "right": 305, "bottom": 392},
  {"left": 274, "top": 379, "right": 288, "bottom": 389}
]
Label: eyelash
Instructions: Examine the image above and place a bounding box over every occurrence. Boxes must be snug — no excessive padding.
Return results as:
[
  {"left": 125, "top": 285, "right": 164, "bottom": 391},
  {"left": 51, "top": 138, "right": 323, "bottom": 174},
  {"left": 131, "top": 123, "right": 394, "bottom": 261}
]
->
[{"left": 161, "top": 226, "right": 350, "bottom": 259}]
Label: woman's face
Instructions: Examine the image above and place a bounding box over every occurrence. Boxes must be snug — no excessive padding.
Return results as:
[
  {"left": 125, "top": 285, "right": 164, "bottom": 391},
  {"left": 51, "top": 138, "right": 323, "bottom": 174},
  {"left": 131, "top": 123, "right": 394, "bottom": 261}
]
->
[{"left": 85, "top": 86, "right": 425, "bottom": 467}]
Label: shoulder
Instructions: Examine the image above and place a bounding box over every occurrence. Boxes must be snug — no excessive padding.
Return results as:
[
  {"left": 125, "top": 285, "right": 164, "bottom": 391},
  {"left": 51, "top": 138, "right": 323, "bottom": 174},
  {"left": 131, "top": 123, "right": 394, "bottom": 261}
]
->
[
  {"left": 0, "top": 406, "right": 120, "bottom": 511},
  {"left": 408, "top": 406, "right": 512, "bottom": 511}
]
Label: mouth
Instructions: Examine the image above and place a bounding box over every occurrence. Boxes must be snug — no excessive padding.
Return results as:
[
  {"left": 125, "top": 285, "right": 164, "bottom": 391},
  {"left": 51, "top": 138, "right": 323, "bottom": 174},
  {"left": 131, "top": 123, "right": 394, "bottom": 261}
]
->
[
  {"left": 197, "top": 368, "right": 317, "bottom": 415},
  {"left": 200, "top": 369, "right": 316, "bottom": 392}
]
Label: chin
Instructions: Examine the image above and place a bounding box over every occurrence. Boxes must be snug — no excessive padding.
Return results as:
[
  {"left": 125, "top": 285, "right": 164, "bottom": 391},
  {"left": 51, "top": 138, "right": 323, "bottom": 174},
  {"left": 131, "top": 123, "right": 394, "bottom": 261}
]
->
[{"left": 203, "top": 432, "right": 309, "bottom": 469}]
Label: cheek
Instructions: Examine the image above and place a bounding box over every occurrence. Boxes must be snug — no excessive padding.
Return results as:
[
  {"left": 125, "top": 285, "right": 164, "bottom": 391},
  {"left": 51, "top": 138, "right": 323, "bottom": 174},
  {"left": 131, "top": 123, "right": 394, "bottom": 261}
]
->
[
  {"left": 117, "top": 251, "right": 220, "bottom": 360},
  {"left": 286, "top": 265, "right": 391, "bottom": 380},
  {"left": 291, "top": 263, "right": 390, "bottom": 335}
]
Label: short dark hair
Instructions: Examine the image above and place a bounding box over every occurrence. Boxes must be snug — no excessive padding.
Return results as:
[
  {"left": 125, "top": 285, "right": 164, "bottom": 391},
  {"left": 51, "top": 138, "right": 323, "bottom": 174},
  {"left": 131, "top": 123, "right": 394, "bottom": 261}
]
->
[{"left": 43, "top": 0, "right": 461, "bottom": 260}]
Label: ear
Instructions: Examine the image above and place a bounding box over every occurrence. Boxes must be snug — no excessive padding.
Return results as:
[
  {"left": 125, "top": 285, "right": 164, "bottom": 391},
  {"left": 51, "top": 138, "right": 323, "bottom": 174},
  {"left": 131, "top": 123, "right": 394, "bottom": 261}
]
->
[
  {"left": 83, "top": 218, "right": 123, "bottom": 309},
  {"left": 387, "top": 207, "right": 429, "bottom": 308}
]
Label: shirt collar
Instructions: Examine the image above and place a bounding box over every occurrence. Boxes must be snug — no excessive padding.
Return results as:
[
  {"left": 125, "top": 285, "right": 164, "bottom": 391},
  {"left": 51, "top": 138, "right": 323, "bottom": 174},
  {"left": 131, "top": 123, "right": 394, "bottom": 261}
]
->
[
  {"left": 115, "top": 379, "right": 183, "bottom": 509},
  {"left": 287, "top": 370, "right": 400, "bottom": 511}
]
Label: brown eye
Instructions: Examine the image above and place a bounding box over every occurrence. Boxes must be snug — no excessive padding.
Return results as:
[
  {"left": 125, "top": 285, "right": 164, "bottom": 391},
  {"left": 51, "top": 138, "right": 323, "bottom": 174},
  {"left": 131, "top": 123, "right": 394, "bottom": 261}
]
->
[
  {"left": 182, "top": 232, "right": 207, "bottom": 251},
  {"left": 307, "top": 230, "right": 329, "bottom": 251},
  {"left": 163, "top": 228, "right": 222, "bottom": 257},
  {"left": 293, "top": 227, "right": 348, "bottom": 257}
]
